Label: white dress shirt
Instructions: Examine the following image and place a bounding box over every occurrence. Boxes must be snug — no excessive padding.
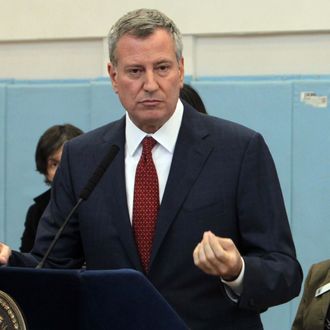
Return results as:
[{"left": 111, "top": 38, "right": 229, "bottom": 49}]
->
[{"left": 125, "top": 100, "right": 184, "bottom": 221}]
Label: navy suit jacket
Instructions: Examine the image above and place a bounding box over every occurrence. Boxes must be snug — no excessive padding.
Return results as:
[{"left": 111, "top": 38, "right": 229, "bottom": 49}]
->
[{"left": 11, "top": 103, "right": 302, "bottom": 329}]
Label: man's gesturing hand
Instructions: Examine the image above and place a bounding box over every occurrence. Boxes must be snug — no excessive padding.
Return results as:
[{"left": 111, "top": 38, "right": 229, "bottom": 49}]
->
[{"left": 193, "top": 231, "right": 242, "bottom": 281}]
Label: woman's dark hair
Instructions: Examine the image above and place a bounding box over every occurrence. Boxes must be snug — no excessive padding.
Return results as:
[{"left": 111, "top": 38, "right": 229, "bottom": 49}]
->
[
  {"left": 35, "top": 124, "right": 83, "bottom": 176},
  {"left": 180, "top": 83, "right": 207, "bottom": 114}
]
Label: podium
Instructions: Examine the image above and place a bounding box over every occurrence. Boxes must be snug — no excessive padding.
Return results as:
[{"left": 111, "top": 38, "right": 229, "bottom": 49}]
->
[{"left": 0, "top": 267, "right": 188, "bottom": 330}]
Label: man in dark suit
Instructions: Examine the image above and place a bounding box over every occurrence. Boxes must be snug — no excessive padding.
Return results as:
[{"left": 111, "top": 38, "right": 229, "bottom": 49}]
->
[{"left": 0, "top": 8, "right": 302, "bottom": 329}]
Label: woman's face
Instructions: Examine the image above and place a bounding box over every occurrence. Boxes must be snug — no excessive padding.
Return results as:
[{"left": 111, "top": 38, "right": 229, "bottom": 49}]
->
[{"left": 45, "top": 146, "right": 63, "bottom": 183}]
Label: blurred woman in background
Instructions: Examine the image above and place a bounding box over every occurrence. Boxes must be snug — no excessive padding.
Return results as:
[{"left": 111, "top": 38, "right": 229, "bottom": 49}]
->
[{"left": 20, "top": 123, "right": 83, "bottom": 252}]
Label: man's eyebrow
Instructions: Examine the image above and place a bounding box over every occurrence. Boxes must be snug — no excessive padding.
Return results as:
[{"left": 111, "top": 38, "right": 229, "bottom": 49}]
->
[
  {"left": 124, "top": 64, "right": 144, "bottom": 69},
  {"left": 155, "top": 59, "right": 172, "bottom": 64},
  {"left": 125, "top": 63, "right": 143, "bottom": 66}
]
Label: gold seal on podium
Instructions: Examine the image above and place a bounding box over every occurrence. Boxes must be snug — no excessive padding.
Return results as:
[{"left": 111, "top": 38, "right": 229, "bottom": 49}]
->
[{"left": 0, "top": 290, "right": 26, "bottom": 330}]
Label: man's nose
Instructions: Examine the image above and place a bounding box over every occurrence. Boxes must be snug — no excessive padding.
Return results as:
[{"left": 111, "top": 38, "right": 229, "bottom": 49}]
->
[{"left": 143, "top": 71, "right": 159, "bottom": 92}]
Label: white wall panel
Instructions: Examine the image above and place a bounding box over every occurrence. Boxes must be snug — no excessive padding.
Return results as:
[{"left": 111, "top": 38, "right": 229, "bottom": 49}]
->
[
  {"left": 195, "top": 33, "right": 330, "bottom": 76},
  {"left": 2, "top": 0, "right": 330, "bottom": 40},
  {"left": 0, "top": 39, "right": 106, "bottom": 79}
]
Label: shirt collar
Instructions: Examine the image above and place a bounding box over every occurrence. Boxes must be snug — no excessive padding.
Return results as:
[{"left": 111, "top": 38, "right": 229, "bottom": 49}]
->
[{"left": 126, "top": 99, "right": 184, "bottom": 156}]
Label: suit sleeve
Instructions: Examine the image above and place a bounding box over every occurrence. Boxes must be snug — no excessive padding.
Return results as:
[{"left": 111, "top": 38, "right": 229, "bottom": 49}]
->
[{"left": 236, "top": 132, "right": 303, "bottom": 311}]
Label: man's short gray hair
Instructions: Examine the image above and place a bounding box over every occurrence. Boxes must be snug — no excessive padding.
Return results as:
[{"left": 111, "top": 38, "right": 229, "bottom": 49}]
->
[{"left": 108, "top": 8, "right": 183, "bottom": 66}]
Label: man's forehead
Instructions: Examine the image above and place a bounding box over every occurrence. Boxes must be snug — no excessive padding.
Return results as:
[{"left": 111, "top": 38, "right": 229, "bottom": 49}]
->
[
  {"left": 116, "top": 31, "right": 177, "bottom": 60},
  {"left": 118, "top": 29, "right": 173, "bottom": 45}
]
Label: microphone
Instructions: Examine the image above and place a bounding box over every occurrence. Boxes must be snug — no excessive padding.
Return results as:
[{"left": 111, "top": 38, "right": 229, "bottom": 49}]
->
[{"left": 36, "top": 144, "right": 120, "bottom": 269}]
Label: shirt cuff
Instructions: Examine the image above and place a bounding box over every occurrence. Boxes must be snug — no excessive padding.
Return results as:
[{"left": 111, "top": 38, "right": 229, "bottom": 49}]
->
[{"left": 221, "top": 257, "right": 245, "bottom": 299}]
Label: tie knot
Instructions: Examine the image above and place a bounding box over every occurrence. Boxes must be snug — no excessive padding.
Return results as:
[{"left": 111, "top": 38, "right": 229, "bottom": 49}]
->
[{"left": 142, "top": 137, "right": 157, "bottom": 154}]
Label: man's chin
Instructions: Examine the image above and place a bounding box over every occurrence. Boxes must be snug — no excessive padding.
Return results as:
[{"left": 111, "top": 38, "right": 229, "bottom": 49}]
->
[{"left": 137, "top": 116, "right": 168, "bottom": 133}]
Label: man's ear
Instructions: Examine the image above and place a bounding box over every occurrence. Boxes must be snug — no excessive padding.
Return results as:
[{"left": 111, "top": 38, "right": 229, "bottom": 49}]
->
[
  {"left": 107, "top": 63, "right": 118, "bottom": 93},
  {"left": 178, "top": 57, "right": 185, "bottom": 88}
]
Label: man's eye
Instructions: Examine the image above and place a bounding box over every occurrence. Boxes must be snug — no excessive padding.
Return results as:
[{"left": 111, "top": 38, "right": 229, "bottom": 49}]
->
[
  {"left": 127, "top": 68, "right": 142, "bottom": 76},
  {"left": 156, "top": 65, "right": 170, "bottom": 75}
]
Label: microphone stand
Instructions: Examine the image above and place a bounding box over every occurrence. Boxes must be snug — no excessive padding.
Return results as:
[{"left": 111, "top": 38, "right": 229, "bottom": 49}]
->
[{"left": 36, "top": 198, "right": 83, "bottom": 269}]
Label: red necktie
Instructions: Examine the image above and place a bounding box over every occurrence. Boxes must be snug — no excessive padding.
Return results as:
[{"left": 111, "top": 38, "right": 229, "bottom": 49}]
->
[{"left": 133, "top": 137, "right": 159, "bottom": 272}]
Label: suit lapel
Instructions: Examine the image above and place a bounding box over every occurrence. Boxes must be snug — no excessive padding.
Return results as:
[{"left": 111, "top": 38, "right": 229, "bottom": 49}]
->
[
  {"left": 150, "top": 108, "right": 213, "bottom": 269},
  {"left": 97, "top": 118, "right": 142, "bottom": 271}
]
